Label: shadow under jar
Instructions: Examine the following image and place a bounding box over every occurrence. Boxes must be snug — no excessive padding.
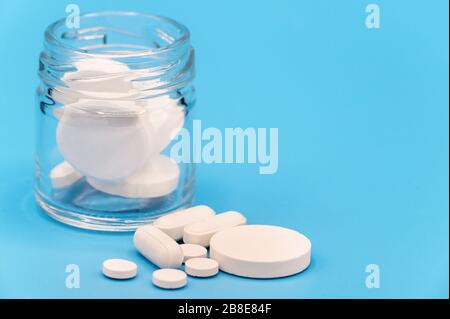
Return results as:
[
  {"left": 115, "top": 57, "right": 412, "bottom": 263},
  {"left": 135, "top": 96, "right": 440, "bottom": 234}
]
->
[{"left": 35, "top": 12, "right": 196, "bottom": 231}]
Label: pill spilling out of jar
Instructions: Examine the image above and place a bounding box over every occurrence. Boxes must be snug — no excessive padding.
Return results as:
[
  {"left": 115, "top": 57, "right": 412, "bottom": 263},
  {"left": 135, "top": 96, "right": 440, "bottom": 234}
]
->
[{"left": 102, "top": 205, "right": 312, "bottom": 290}]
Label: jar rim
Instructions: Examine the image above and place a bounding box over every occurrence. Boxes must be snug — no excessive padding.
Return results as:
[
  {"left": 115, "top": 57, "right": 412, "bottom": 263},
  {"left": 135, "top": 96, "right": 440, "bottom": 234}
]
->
[{"left": 45, "top": 11, "right": 190, "bottom": 59}]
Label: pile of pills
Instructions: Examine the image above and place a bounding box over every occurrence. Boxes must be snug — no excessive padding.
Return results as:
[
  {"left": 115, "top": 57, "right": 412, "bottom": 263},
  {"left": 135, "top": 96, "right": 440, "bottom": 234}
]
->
[
  {"left": 102, "top": 205, "right": 312, "bottom": 289},
  {"left": 49, "top": 57, "right": 184, "bottom": 199}
]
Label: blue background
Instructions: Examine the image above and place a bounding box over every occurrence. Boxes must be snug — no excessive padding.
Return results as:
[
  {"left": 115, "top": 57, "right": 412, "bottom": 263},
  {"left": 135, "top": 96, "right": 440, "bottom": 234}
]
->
[{"left": 0, "top": 0, "right": 448, "bottom": 298}]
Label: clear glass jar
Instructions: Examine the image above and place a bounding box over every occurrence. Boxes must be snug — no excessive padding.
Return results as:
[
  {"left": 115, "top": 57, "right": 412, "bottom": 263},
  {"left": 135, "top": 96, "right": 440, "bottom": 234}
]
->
[{"left": 35, "top": 12, "right": 196, "bottom": 231}]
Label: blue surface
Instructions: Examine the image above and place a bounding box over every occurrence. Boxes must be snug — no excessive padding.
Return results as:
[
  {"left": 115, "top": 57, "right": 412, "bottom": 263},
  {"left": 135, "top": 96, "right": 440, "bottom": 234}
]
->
[{"left": 0, "top": 0, "right": 448, "bottom": 298}]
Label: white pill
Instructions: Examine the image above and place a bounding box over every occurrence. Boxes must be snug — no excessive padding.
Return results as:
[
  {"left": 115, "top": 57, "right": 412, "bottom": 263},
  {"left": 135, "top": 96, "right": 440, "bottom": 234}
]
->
[
  {"left": 134, "top": 225, "right": 183, "bottom": 269},
  {"left": 75, "top": 58, "right": 129, "bottom": 72},
  {"left": 147, "top": 104, "right": 185, "bottom": 152},
  {"left": 63, "top": 58, "right": 134, "bottom": 100},
  {"left": 102, "top": 258, "right": 137, "bottom": 280},
  {"left": 51, "top": 87, "right": 81, "bottom": 106},
  {"left": 50, "top": 161, "right": 82, "bottom": 188},
  {"left": 136, "top": 94, "right": 185, "bottom": 153},
  {"left": 185, "top": 258, "right": 219, "bottom": 278},
  {"left": 152, "top": 269, "right": 187, "bottom": 289},
  {"left": 183, "top": 211, "right": 247, "bottom": 247},
  {"left": 57, "top": 101, "right": 154, "bottom": 181},
  {"left": 64, "top": 75, "right": 135, "bottom": 100},
  {"left": 87, "top": 154, "right": 179, "bottom": 198},
  {"left": 153, "top": 205, "right": 216, "bottom": 240},
  {"left": 210, "top": 225, "right": 311, "bottom": 279},
  {"left": 180, "top": 244, "right": 208, "bottom": 262},
  {"left": 52, "top": 106, "right": 65, "bottom": 119}
]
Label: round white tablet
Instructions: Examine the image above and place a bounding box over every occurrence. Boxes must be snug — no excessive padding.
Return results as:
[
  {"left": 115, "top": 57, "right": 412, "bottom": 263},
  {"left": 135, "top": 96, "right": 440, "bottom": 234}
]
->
[
  {"left": 152, "top": 269, "right": 187, "bottom": 289},
  {"left": 50, "top": 161, "right": 82, "bottom": 188},
  {"left": 185, "top": 258, "right": 219, "bottom": 278},
  {"left": 57, "top": 101, "right": 154, "bottom": 181},
  {"left": 72, "top": 57, "right": 130, "bottom": 74},
  {"left": 87, "top": 154, "right": 180, "bottom": 198},
  {"left": 210, "top": 225, "right": 311, "bottom": 279},
  {"left": 146, "top": 104, "right": 185, "bottom": 152},
  {"left": 180, "top": 244, "right": 208, "bottom": 262},
  {"left": 102, "top": 259, "right": 137, "bottom": 280},
  {"left": 63, "top": 57, "right": 135, "bottom": 100}
]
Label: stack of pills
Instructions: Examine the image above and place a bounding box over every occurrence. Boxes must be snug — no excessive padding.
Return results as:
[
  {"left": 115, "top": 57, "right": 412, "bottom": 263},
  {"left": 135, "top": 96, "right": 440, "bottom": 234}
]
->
[
  {"left": 102, "top": 205, "right": 312, "bottom": 289},
  {"left": 49, "top": 57, "right": 184, "bottom": 199}
]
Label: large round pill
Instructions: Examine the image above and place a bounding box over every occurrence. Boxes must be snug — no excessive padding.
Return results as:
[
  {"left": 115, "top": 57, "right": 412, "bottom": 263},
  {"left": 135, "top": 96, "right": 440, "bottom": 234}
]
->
[
  {"left": 102, "top": 259, "right": 137, "bottom": 280},
  {"left": 56, "top": 101, "right": 154, "bottom": 181},
  {"left": 152, "top": 269, "right": 187, "bottom": 289},
  {"left": 146, "top": 104, "right": 185, "bottom": 152},
  {"left": 87, "top": 154, "right": 180, "bottom": 198},
  {"left": 210, "top": 225, "right": 311, "bottom": 279}
]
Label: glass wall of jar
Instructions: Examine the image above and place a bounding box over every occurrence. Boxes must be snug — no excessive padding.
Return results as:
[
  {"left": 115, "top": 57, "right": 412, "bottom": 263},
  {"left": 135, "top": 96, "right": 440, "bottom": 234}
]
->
[{"left": 35, "top": 12, "right": 196, "bottom": 231}]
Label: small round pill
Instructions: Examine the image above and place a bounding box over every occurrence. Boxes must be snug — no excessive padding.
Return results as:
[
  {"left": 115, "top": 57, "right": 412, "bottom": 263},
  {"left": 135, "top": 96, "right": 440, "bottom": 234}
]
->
[
  {"left": 152, "top": 269, "right": 187, "bottom": 289},
  {"left": 180, "top": 244, "right": 208, "bottom": 262},
  {"left": 50, "top": 161, "right": 82, "bottom": 189},
  {"left": 102, "top": 259, "right": 137, "bottom": 280},
  {"left": 185, "top": 258, "right": 219, "bottom": 278}
]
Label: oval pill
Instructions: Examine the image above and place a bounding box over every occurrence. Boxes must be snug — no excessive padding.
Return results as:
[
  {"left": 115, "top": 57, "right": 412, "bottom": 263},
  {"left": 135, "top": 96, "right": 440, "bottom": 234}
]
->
[
  {"left": 185, "top": 258, "right": 219, "bottom": 278},
  {"left": 183, "top": 211, "right": 247, "bottom": 247},
  {"left": 153, "top": 205, "right": 216, "bottom": 240},
  {"left": 134, "top": 225, "right": 183, "bottom": 269},
  {"left": 180, "top": 244, "right": 208, "bottom": 262},
  {"left": 102, "top": 258, "right": 137, "bottom": 280},
  {"left": 152, "top": 269, "right": 187, "bottom": 289}
]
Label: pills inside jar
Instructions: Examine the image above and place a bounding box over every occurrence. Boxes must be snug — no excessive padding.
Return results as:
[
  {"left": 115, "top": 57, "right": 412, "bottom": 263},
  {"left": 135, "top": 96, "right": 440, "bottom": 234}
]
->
[
  {"left": 56, "top": 101, "right": 155, "bottom": 181},
  {"left": 36, "top": 12, "right": 196, "bottom": 231}
]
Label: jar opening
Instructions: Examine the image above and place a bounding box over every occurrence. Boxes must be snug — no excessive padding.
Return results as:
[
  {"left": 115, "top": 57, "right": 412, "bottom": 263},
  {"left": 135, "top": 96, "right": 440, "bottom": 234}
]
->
[
  {"left": 39, "top": 11, "right": 195, "bottom": 102},
  {"left": 45, "top": 11, "right": 190, "bottom": 59}
]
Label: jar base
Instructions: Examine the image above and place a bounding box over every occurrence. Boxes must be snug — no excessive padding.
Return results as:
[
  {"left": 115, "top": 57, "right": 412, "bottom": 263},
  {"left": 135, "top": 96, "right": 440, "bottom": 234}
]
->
[{"left": 35, "top": 190, "right": 195, "bottom": 232}]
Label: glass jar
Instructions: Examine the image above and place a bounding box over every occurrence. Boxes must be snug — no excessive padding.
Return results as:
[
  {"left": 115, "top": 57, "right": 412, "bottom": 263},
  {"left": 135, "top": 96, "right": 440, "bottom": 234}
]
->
[{"left": 35, "top": 12, "right": 196, "bottom": 231}]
